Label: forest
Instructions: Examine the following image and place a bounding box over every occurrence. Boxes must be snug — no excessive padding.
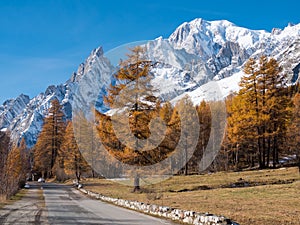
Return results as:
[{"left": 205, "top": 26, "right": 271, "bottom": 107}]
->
[{"left": 1, "top": 47, "right": 300, "bottom": 199}]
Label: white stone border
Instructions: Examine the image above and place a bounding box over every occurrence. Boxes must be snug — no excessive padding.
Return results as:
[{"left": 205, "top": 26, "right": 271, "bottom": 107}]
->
[{"left": 77, "top": 187, "right": 239, "bottom": 225}]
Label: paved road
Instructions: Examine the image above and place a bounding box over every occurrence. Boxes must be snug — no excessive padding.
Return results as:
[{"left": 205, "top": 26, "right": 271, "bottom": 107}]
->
[
  {"left": 1, "top": 182, "right": 175, "bottom": 225},
  {"left": 0, "top": 184, "right": 48, "bottom": 225}
]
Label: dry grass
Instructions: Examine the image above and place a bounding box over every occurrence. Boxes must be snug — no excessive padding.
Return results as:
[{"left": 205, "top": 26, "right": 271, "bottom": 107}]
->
[
  {"left": 83, "top": 167, "right": 300, "bottom": 225},
  {"left": 0, "top": 189, "right": 27, "bottom": 209}
]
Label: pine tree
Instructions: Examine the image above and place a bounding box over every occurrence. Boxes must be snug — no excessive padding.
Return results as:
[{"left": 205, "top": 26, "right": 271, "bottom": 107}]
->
[
  {"left": 0, "top": 131, "right": 10, "bottom": 180},
  {"left": 0, "top": 130, "right": 11, "bottom": 199},
  {"left": 33, "top": 99, "right": 66, "bottom": 178},
  {"left": 239, "top": 57, "right": 263, "bottom": 168},
  {"left": 187, "top": 100, "right": 211, "bottom": 173},
  {"left": 72, "top": 111, "right": 102, "bottom": 178},
  {"left": 60, "top": 121, "right": 89, "bottom": 182},
  {"left": 157, "top": 101, "right": 178, "bottom": 173},
  {"left": 263, "top": 57, "right": 291, "bottom": 167},
  {"left": 104, "top": 46, "right": 157, "bottom": 110},
  {"left": 94, "top": 110, "right": 125, "bottom": 178},
  {"left": 101, "top": 46, "right": 162, "bottom": 191},
  {"left": 201, "top": 100, "right": 226, "bottom": 172},
  {"left": 0, "top": 138, "right": 29, "bottom": 199},
  {"left": 8, "top": 139, "right": 29, "bottom": 187},
  {"left": 288, "top": 93, "right": 300, "bottom": 172},
  {"left": 167, "top": 96, "right": 200, "bottom": 175},
  {"left": 226, "top": 56, "right": 291, "bottom": 169},
  {"left": 225, "top": 94, "right": 257, "bottom": 169}
]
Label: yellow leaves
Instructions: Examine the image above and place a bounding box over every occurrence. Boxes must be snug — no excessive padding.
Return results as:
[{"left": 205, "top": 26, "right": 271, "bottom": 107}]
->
[
  {"left": 226, "top": 56, "right": 293, "bottom": 168},
  {"left": 287, "top": 93, "right": 300, "bottom": 153},
  {"left": 4, "top": 138, "right": 29, "bottom": 195},
  {"left": 159, "top": 101, "right": 173, "bottom": 124},
  {"left": 61, "top": 120, "right": 90, "bottom": 176},
  {"left": 33, "top": 99, "right": 66, "bottom": 177},
  {"left": 7, "top": 147, "right": 22, "bottom": 178},
  {"left": 105, "top": 46, "right": 154, "bottom": 109}
]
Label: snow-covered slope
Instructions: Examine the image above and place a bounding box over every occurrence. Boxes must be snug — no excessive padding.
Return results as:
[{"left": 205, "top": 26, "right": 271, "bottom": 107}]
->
[
  {"left": 0, "top": 94, "right": 30, "bottom": 128},
  {"left": 1, "top": 18, "right": 300, "bottom": 147},
  {"left": 144, "top": 19, "right": 300, "bottom": 104},
  {"left": 0, "top": 47, "right": 113, "bottom": 146}
]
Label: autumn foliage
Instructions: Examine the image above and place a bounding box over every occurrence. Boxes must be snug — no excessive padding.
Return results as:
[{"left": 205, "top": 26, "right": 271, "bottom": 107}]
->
[
  {"left": 0, "top": 133, "right": 29, "bottom": 200},
  {"left": 28, "top": 53, "right": 300, "bottom": 186}
]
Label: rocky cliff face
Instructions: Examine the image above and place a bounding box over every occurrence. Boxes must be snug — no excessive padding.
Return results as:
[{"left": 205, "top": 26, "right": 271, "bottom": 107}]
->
[
  {"left": 0, "top": 18, "right": 299, "bottom": 147},
  {"left": 0, "top": 94, "right": 30, "bottom": 129},
  {"left": 0, "top": 47, "right": 113, "bottom": 146}
]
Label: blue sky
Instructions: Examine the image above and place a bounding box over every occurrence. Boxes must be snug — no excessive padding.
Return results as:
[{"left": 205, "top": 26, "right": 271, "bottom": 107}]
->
[{"left": 0, "top": 0, "right": 299, "bottom": 104}]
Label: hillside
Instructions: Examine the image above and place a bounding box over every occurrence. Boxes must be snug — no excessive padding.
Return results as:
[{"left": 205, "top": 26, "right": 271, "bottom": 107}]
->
[{"left": 0, "top": 18, "right": 300, "bottom": 146}]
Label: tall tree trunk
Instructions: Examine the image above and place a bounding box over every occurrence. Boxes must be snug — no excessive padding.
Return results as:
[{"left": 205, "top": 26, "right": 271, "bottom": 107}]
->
[
  {"left": 267, "top": 135, "right": 271, "bottom": 168},
  {"left": 184, "top": 137, "right": 188, "bottom": 175},
  {"left": 262, "top": 127, "right": 266, "bottom": 168},
  {"left": 133, "top": 174, "right": 140, "bottom": 192},
  {"left": 257, "top": 135, "right": 263, "bottom": 169},
  {"left": 272, "top": 136, "right": 277, "bottom": 168},
  {"left": 296, "top": 154, "right": 300, "bottom": 173},
  {"left": 235, "top": 144, "right": 239, "bottom": 170}
]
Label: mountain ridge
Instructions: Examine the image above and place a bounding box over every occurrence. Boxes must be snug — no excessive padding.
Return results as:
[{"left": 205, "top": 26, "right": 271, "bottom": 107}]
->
[{"left": 1, "top": 18, "right": 299, "bottom": 147}]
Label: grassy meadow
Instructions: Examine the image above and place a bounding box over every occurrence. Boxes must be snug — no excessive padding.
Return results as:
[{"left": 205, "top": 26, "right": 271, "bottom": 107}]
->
[{"left": 82, "top": 167, "right": 300, "bottom": 225}]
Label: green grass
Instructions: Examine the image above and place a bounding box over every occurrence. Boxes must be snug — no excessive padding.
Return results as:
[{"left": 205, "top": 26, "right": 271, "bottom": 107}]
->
[{"left": 83, "top": 167, "right": 300, "bottom": 225}]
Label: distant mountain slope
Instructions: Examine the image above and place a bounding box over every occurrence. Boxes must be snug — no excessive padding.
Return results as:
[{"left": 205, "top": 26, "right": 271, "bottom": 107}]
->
[{"left": 1, "top": 18, "right": 299, "bottom": 147}]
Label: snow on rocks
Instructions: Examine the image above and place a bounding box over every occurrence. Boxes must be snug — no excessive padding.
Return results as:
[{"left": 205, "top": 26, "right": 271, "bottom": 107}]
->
[{"left": 2, "top": 18, "right": 300, "bottom": 148}]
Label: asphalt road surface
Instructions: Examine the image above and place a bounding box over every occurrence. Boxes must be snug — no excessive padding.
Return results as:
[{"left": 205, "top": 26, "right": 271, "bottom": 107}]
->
[
  {"left": 0, "top": 184, "right": 48, "bottom": 225},
  {"left": 0, "top": 182, "right": 176, "bottom": 225}
]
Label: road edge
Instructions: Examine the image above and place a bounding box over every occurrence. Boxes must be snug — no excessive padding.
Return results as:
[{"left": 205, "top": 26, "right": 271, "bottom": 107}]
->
[{"left": 77, "top": 187, "right": 239, "bottom": 225}]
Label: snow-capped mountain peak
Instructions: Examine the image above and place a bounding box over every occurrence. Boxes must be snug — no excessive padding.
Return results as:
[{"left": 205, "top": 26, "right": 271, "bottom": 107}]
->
[
  {"left": 1, "top": 18, "right": 300, "bottom": 147},
  {"left": 169, "top": 18, "right": 270, "bottom": 57}
]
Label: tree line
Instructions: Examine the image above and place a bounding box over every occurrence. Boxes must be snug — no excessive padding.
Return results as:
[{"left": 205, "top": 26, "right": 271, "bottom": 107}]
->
[
  {"left": 33, "top": 99, "right": 91, "bottom": 181},
  {"left": 222, "top": 56, "right": 300, "bottom": 171},
  {"left": 96, "top": 47, "right": 300, "bottom": 174},
  {"left": 30, "top": 47, "right": 214, "bottom": 190},
  {"left": 1, "top": 48, "right": 300, "bottom": 199},
  {"left": 0, "top": 132, "right": 29, "bottom": 200}
]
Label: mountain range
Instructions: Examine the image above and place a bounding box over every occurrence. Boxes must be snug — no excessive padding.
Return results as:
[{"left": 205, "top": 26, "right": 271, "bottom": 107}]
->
[{"left": 1, "top": 18, "right": 300, "bottom": 147}]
